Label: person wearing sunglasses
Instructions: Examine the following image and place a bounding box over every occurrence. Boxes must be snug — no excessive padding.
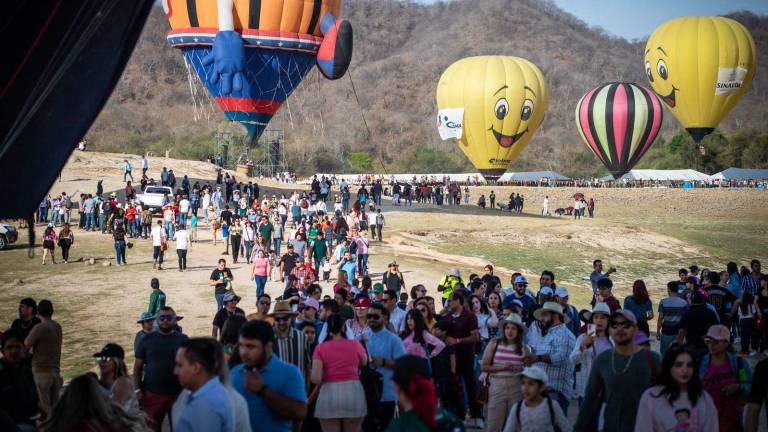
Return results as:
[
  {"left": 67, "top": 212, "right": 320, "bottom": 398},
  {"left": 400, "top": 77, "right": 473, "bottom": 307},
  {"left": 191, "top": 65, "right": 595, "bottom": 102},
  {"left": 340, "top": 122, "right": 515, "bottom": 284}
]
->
[
  {"left": 270, "top": 300, "right": 311, "bottom": 382},
  {"left": 133, "top": 306, "right": 188, "bottom": 432},
  {"left": 247, "top": 294, "right": 274, "bottom": 325},
  {"left": 362, "top": 303, "right": 405, "bottom": 431},
  {"left": 93, "top": 343, "right": 137, "bottom": 414},
  {"left": 574, "top": 309, "right": 661, "bottom": 432}
]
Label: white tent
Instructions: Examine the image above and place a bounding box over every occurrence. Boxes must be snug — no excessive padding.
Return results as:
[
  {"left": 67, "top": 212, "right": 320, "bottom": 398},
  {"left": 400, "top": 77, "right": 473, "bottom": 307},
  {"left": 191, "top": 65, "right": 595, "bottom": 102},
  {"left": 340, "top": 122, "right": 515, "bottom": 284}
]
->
[
  {"left": 600, "top": 169, "right": 711, "bottom": 182},
  {"left": 710, "top": 168, "right": 768, "bottom": 180},
  {"left": 498, "top": 171, "right": 569, "bottom": 181}
]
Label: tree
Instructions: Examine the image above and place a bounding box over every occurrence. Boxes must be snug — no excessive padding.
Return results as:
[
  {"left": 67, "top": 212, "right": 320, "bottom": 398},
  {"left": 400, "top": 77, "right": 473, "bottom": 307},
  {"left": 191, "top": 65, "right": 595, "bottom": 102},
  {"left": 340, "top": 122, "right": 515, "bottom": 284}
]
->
[{"left": 347, "top": 151, "right": 373, "bottom": 172}]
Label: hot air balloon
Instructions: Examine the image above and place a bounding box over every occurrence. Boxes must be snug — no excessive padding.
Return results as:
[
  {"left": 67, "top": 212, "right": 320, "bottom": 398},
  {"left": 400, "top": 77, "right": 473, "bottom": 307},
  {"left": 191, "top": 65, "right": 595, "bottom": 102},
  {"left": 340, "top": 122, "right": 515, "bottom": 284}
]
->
[
  {"left": 436, "top": 56, "right": 549, "bottom": 181},
  {"left": 165, "top": 0, "right": 352, "bottom": 145},
  {"left": 575, "top": 82, "right": 663, "bottom": 179},
  {"left": 644, "top": 16, "right": 756, "bottom": 144}
]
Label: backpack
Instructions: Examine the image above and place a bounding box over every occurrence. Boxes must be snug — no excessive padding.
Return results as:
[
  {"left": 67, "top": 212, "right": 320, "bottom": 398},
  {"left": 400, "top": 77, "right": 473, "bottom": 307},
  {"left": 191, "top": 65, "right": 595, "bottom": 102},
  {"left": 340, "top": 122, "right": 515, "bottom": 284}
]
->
[{"left": 515, "top": 396, "right": 561, "bottom": 432}]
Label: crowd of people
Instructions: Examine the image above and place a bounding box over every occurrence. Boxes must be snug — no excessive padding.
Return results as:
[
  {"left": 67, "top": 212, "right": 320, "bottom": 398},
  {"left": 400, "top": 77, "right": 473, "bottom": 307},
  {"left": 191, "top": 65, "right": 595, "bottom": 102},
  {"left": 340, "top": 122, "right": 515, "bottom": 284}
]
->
[{"left": 3, "top": 252, "right": 767, "bottom": 432}]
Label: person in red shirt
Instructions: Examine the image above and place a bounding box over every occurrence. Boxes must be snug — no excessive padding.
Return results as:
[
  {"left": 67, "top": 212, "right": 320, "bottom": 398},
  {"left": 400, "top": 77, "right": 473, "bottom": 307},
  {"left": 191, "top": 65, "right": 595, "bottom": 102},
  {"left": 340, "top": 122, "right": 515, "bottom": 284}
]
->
[{"left": 125, "top": 203, "right": 138, "bottom": 238}]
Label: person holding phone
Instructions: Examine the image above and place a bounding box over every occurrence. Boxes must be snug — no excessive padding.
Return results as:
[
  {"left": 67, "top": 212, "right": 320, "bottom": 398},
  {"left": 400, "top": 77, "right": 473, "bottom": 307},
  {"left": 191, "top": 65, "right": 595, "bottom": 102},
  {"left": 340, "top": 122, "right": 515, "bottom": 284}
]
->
[{"left": 570, "top": 303, "right": 613, "bottom": 407}]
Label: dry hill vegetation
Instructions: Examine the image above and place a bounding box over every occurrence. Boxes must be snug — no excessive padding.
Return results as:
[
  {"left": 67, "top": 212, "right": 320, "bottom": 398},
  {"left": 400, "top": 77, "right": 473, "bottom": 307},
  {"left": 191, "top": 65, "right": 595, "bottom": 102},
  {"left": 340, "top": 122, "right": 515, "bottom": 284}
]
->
[{"left": 87, "top": 0, "right": 768, "bottom": 176}]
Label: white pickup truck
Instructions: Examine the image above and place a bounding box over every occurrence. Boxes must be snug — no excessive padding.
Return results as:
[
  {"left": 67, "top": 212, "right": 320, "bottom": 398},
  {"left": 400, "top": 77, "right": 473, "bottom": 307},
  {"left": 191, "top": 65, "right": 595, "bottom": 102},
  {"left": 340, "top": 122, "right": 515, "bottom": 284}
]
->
[{"left": 136, "top": 186, "right": 173, "bottom": 213}]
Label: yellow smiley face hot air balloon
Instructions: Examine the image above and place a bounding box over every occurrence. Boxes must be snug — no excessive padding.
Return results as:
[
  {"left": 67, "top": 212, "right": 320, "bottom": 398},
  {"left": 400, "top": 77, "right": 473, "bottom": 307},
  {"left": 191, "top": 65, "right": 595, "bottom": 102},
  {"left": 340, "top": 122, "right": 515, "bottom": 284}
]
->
[
  {"left": 436, "top": 56, "right": 549, "bottom": 181},
  {"left": 644, "top": 16, "right": 757, "bottom": 143}
]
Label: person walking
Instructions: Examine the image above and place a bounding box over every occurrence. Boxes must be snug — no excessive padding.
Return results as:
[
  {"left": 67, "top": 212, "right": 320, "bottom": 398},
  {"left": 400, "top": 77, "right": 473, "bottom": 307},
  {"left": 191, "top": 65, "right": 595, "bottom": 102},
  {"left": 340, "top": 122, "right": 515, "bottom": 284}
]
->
[
  {"left": 501, "top": 366, "right": 571, "bottom": 432},
  {"left": 151, "top": 220, "right": 166, "bottom": 270},
  {"left": 210, "top": 258, "right": 235, "bottom": 311},
  {"left": 57, "top": 223, "right": 74, "bottom": 263},
  {"left": 173, "top": 223, "right": 190, "bottom": 272},
  {"left": 574, "top": 310, "right": 661, "bottom": 432},
  {"left": 623, "top": 280, "right": 654, "bottom": 336},
  {"left": 542, "top": 195, "right": 549, "bottom": 216},
  {"left": 634, "top": 345, "right": 718, "bottom": 432},
  {"left": 212, "top": 292, "right": 245, "bottom": 340},
  {"left": 251, "top": 249, "right": 271, "bottom": 299},
  {"left": 657, "top": 281, "right": 688, "bottom": 357},
  {"left": 230, "top": 215, "right": 243, "bottom": 264},
  {"left": 482, "top": 315, "right": 528, "bottom": 432},
  {"left": 41, "top": 225, "right": 57, "bottom": 265},
  {"left": 23, "top": 299, "right": 62, "bottom": 421},
  {"left": 311, "top": 314, "right": 368, "bottom": 432},
  {"left": 123, "top": 159, "right": 134, "bottom": 182},
  {"left": 141, "top": 156, "right": 149, "bottom": 177},
  {"left": 571, "top": 303, "right": 613, "bottom": 407},
  {"left": 113, "top": 222, "right": 127, "bottom": 266},
  {"left": 134, "top": 306, "right": 188, "bottom": 432}
]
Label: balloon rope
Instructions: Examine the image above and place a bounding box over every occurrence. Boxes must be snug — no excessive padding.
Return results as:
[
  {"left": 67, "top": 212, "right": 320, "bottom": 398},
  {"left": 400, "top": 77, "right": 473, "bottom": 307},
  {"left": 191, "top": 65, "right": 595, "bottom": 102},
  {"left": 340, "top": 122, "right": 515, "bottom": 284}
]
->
[{"left": 346, "top": 67, "right": 388, "bottom": 175}]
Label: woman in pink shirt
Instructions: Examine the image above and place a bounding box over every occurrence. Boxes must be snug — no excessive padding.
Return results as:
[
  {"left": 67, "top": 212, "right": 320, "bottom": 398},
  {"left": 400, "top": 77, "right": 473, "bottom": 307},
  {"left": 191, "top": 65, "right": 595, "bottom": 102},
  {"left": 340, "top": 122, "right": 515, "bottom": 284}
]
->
[
  {"left": 401, "top": 309, "right": 445, "bottom": 359},
  {"left": 311, "top": 314, "right": 368, "bottom": 431},
  {"left": 250, "top": 249, "right": 270, "bottom": 298}
]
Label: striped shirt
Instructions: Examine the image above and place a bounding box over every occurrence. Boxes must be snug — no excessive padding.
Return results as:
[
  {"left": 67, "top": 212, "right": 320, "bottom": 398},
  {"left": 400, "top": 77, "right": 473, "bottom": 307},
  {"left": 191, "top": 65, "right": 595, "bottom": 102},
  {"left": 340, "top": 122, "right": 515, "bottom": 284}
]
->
[
  {"left": 492, "top": 343, "right": 525, "bottom": 377},
  {"left": 273, "top": 327, "right": 310, "bottom": 385}
]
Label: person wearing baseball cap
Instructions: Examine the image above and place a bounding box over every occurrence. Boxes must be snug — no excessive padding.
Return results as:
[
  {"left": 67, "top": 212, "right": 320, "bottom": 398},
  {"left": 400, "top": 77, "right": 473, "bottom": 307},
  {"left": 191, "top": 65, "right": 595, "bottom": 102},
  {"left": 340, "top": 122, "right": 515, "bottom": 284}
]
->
[
  {"left": 574, "top": 309, "right": 661, "bottom": 432},
  {"left": 11, "top": 297, "right": 40, "bottom": 341},
  {"left": 554, "top": 287, "right": 580, "bottom": 336},
  {"left": 212, "top": 292, "right": 244, "bottom": 340},
  {"left": 524, "top": 302, "right": 576, "bottom": 415},
  {"left": 572, "top": 303, "right": 613, "bottom": 403},
  {"left": 505, "top": 366, "right": 571, "bottom": 432},
  {"left": 93, "top": 343, "right": 137, "bottom": 410},
  {"left": 345, "top": 295, "right": 373, "bottom": 341},
  {"left": 700, "top": 323, "right": 753, "bottom": 425},
  {"left": 502, "top": 275, "right": 537, "bottom": 323}
]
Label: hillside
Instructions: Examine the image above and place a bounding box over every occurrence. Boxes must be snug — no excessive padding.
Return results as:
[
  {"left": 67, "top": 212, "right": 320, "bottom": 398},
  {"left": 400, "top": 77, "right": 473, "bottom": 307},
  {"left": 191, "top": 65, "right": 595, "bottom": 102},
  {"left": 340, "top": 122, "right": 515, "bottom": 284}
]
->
[{"left": 87, "top": 0, "right": 768, "bottom": 176}]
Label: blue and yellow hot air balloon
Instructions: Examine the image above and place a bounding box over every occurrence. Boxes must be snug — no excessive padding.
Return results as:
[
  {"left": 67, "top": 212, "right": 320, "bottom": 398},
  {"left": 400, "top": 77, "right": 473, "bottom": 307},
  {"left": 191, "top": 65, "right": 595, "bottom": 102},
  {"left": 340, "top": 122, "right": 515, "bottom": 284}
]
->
[
  {"left": 644, "top": 16, "right": 756, "bottom": 144},
  {"left": 165, "top": 0, "right": 352, "bottom": 145}
]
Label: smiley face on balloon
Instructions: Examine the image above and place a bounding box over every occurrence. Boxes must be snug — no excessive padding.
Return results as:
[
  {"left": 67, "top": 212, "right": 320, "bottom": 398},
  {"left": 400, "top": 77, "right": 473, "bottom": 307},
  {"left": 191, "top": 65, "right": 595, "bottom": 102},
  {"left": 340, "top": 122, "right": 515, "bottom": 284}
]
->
[{"left": 436, "top": 56, "right": 549, "bottom": 181}]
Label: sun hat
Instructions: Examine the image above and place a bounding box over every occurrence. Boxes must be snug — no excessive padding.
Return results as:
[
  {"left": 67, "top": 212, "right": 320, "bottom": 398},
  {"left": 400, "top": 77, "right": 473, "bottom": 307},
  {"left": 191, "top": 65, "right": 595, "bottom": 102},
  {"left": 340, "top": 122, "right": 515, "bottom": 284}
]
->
[
  {"left": 582, "top": 302, "right": 611, "bottom": 322},
  {"left": 497, "top": 313, "right": 527, "bottom": 337},
  {"left": 533, "top": 301, "right": 569, "bottom": 323},
  {"left": 93, "top": 343, "right": 125, "bottom": 359},
  {"left": 269, "top": 300, "right": 298, "bottom": 317},
  {"left": 137, "top": 311, "right": 156, "bottom": 323},
  {"left": 521, "top": 366, "right": 548, "bottom": 386},
  {"left": 513, "top": 275, "right": 528, "bottom": 285},
  {"left": 704, "top": 324, "right": 730, "bottom": 341},
  {"left": 222, "top": 292, "right": 241, "bottom": 303},
  {"left": 554, "top": 287, "right": 569, "bottom": 298},
  {"left": 609, "top": 309, "right": 638, "bottom": 325}
]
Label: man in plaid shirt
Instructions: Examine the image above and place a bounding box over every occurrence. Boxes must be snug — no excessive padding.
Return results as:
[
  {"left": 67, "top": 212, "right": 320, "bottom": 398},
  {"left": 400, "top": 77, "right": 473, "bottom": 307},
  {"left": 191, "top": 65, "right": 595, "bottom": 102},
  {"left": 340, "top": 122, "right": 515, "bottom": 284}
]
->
[
  {"left": 524, "top": 301, "right": 576, "bottom": 414},
  {"left": 289, "top": 257, "right": 316, "bottom": 291},
  {"left": 742, "top": 259, "right": 762, "bottom": 295}
]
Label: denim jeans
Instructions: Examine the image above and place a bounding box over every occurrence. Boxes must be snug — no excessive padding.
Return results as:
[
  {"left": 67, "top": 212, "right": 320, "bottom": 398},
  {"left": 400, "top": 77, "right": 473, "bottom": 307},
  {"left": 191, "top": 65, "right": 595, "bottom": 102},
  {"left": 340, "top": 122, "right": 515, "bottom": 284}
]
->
[
  {"left": 274, "top": 238, "right": 282, "bottom": 255},
  {"left": 357, "top": 253, "right": 368, "bottom": 276},
  {"left": 114, "top": 240, "right": 126, "bottom": 265},
  {"left": 254, "top": 275, "right": 267, "bottom": 298},
  {"left": 165, "top": 220, "right": 175, "bottom": 238},
  {"left": 660, "top": 334, "right": 677, "bottom": 357},
  {"left": 244, "top": 240, "right": 252, "bottom": 262},
  {"left": 178, "top": 213, "right": 187, "bottom": 227},
  {"left": 51, "top": 212, "right": 59, "bottom": 226},
  {"left": 86, "top": 212, "right": 95, "bottom": 230},
  {"left": 38, "top": 207, "right": 48, "bottom": 222},
  {"left": 215, "top": 292, "right": 226, "bottom": 311},
  {"left": 99, "top": 214, "right": 105, "bottom": 232}
]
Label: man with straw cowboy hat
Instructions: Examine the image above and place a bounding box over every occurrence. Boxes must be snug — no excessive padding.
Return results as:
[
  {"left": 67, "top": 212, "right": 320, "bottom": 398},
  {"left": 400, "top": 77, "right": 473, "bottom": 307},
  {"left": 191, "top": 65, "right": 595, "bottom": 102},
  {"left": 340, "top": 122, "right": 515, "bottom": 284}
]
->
[
  {"left": 270, "top": 300, "right": 311, "bottom": 381},
  {"left": 523, "top": 301, "right": 576, "bottom": 415}
]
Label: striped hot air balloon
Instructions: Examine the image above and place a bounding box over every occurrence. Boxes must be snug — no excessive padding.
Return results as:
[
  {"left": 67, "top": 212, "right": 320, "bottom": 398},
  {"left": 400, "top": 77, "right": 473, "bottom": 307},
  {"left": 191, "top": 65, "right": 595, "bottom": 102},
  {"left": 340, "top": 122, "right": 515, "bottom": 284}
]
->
[{"left": 575, "top": 82, "right": 663, "bottom": 179}]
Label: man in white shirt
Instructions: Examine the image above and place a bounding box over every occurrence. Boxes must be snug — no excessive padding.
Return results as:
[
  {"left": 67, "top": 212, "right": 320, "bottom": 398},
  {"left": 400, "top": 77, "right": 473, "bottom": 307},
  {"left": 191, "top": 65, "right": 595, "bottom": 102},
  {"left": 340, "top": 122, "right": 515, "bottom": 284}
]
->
[
  {"left": 178, "top": 197, "right": 190, "bottom": 226},
  {"left": 151, "top": 220, "right": 166, "bottom": 270},
  {"left": 367, "top": 210, "right": 378, "bottom": 240},
  {"left": 173, "top": 224, "right": 190, "bottom": 272},
  {"left": 542, "top": 195, "right": 549, "bottom": 216},
  {"left": 141, "top": 156, "right": 149, "bottom": 176},
  {"left": 383, "top": 289, "right": 406, "bottom": 334}
]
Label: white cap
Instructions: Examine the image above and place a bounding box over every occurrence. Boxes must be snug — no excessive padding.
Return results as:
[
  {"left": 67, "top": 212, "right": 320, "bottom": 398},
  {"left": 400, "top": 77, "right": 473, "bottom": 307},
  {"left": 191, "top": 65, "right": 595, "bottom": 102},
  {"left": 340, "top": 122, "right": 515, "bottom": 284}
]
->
[
  {"left": 539, "top": 287, "right": 554, "bottom": 297},
  {"left": 555, "top": 287, "right": 569, "bottom": 298},
  {"left": 521, "top": 366, "right": 548, "bottom": 386}
]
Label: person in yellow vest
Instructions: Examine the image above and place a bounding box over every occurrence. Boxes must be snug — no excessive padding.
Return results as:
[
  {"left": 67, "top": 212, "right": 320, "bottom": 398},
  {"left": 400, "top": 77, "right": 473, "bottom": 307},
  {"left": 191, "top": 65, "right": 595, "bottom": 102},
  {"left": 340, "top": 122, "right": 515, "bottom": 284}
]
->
[{"left": 437, "top": 268, "right": 464, "bottom": 307}]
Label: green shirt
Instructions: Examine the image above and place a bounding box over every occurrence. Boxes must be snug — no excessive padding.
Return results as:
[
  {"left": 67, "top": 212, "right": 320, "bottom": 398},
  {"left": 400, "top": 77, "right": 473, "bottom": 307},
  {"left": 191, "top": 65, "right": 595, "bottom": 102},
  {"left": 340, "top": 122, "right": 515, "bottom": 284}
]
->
[
  {"left": 308, "top": 227, "right": 319, "bottom": 240},
  {"left": 148, "top": 289, "right": 166, "bottom": 315},
  {"left": 259, "top": 222, "right": 274, "bottom": 241},
  {"left": 313, "top": 241, "right": 327, "bottom": 260}
]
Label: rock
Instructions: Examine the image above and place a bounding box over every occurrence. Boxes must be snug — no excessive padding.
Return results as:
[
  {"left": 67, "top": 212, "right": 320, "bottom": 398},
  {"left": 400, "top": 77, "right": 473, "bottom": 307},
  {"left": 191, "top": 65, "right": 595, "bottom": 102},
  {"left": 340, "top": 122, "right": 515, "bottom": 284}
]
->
[
  {"left": 88, "top": 258, "right": 96, "bottom": 266},
  {"left": 14, "top": 279, "right": 23, "bottom": 285},
  {"left": 102, "top": 261, "right": 111, "bottom": 267}
]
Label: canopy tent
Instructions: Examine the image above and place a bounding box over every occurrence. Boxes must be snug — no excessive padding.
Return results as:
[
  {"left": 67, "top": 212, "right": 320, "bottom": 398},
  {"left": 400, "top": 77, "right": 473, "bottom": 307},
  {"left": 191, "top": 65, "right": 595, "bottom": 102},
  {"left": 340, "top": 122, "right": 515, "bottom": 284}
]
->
[
  {"left": 600, "top": 169, "right": 711, "bottom": 182},
  {"left": 498, "top": 171, "right": 569, "bottom": 181},
  {"left": 710, "top": 168, "right": 768, "bottom": 180}
]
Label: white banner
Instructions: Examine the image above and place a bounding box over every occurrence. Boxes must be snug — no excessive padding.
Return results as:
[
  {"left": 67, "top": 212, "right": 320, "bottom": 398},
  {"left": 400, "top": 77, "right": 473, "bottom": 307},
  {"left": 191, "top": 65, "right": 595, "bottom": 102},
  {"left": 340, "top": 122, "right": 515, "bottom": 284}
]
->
[
  {"left": 436, "top": 108, "right": 464, "bottom": 140},
  {"left": 715, "top": 67, "right": 748, "bottom": 95}
]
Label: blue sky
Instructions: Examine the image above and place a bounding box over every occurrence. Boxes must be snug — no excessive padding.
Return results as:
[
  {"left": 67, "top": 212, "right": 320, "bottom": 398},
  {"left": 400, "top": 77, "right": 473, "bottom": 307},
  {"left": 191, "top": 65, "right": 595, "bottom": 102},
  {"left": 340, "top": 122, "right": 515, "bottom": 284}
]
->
[{"left": 415, "top": 0, "right": 768, "bottom": 40}]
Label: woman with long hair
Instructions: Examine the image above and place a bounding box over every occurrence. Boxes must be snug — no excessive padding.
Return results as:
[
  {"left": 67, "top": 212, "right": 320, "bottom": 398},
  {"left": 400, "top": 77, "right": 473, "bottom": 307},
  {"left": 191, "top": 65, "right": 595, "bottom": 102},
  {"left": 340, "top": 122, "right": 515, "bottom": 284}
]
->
[
  {"left": 94, "top": 344, "right": 138, "bottom": 414},
  {"left": 487, "top": 291, "right": 504, "bottom": 339},
  {"left": 481, "top": 315, "right": 528, "bottom": 432},
  {"left": 401, "top": 309, "right": 445, "bottom": 360},
  {"left": 635, "top": 345, "right": 717, "bottom": 431},
  {"left": 334, "top": 270, "right": 351, "bottom": 294},
  {"left": 471, "top": 295, "right": 491, "bottom": 349},
  {"left": 58, "top": 223, "right": 74, "bottom": 263},
  {"left": 250, "top": 249, "right": 271, "bottom": 298},
  {"left": 345, "top": 295, "right": 371, "bottom": 341},
  {"left": 737, "top": 291, "right": 758, "bottom": 356},
  {"left": 726, "top": 261, "right": 742, "bottom": 299},
  {"left": 41, "top": 373, "right": 146, "bottom": 432},
  {"left": 360, "top": 276, "right": 372, "bottom": 297},
  {"left": 413, "top": 298, "right": 436, "bottom": 332},
  {"left": 623, "top": 279, "right": 654, "bottom": 335},
  {"left": 311, "top": 314, "right": 368, "bottom": 432},
  {"left": 41, "top": 224, "right": 57, "bottom": 264}
]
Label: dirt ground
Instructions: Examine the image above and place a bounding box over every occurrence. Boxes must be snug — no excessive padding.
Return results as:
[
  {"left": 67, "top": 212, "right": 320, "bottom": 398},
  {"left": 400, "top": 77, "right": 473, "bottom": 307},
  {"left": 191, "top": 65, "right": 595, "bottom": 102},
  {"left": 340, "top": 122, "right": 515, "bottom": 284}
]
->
[{"left": 1, "top": 151, "right": 767, "bottom": 379}]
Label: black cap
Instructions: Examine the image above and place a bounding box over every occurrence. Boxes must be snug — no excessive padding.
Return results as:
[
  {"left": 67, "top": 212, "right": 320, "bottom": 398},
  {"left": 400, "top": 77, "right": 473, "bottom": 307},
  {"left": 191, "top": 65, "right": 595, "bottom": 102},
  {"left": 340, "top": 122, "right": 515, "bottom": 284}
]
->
[{"left": 93, "top": 343, "right": 125, "bottom": 359}]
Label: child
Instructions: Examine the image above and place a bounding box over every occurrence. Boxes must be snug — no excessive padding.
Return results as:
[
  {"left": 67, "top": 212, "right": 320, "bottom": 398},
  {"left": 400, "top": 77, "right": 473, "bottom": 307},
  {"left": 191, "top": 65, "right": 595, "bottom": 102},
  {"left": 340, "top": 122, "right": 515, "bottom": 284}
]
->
[
  {"left": 189, "top": 213, "right": 198, "bottom": 243},
  {"left": 503, "top": 367, "right": 571, "bottom": 432},
  {"left": 322, "top": 259, "right": 332, "bottom": 282}
]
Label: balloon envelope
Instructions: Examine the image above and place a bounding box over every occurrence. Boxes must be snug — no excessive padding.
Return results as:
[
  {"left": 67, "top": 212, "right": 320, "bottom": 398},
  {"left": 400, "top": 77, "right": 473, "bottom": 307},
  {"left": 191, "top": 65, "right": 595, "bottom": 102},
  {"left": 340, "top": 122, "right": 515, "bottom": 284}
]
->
[
  {"left": 436, "top": 56, "right": 549, "bottom": 181},
  {"left": 166, "top": 0, "right": 342, "bottom": 145},
  {"left": 644, "top": 16, "right": 756, "bottom": 143},
  {"left": 575, "top": 82, "right": 663, "bottom": 179}
]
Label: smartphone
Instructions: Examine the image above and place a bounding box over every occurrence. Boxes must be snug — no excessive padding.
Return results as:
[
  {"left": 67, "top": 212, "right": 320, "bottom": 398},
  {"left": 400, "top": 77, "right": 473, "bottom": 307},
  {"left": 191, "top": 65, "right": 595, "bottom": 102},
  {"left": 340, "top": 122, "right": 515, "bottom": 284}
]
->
[{"left": 588, "top": 324, "right": 596, "bottom": 337}]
